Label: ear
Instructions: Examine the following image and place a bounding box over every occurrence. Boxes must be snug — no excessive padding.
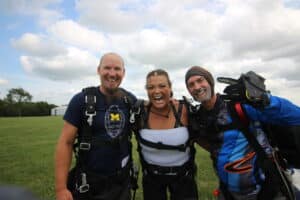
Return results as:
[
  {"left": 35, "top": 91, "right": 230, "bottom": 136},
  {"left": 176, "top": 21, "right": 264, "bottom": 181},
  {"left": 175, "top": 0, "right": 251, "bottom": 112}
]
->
[{"left": 97, "top": 66, "right": 101, "bottom": 75}]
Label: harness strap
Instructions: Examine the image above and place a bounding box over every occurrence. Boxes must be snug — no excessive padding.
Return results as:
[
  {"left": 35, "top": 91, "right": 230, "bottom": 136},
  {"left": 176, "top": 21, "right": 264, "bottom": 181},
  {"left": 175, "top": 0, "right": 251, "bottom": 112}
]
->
[
  {"left": 136, "top": 133, "right": 188, "bottom": 152},
  {"left": 144, "top": 159, "right": 194, "bottom": 176},
  {"left": 79, "top": 87, "right": 97, "bottom": 151},
  {"left": 170, "top": 101, "right": 184, "bottom": 128},
  {"left": 74, "top": 87, "right": 98, "bottom": 196}
]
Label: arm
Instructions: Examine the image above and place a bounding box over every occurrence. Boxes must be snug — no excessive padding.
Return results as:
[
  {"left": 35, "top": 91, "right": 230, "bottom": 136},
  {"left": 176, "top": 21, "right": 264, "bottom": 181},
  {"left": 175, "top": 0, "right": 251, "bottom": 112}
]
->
[
  {"left": 181, "top": 102, "right": 211, "bottom": 151},
  {"left": 55, "top": 121, "right": 77, "bottom": 200},
  {"left": 243, "top": 95, "right": 300, "bottom": 125}
]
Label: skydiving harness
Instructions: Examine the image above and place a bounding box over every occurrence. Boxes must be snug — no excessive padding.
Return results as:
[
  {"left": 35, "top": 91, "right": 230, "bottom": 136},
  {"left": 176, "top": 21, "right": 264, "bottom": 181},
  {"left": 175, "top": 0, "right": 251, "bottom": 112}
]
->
[
  {"left": 185, "top": 71, "right": 297, "bottom": 199},
  {"left": 129, "top": 100, "right": 196, "bottom": 176},
  {"left": 216, "top": 71, "right": 296, "bottom": 200},
  {"left": 229, "top": 102, "right": 295, "bottom": 200},
  {"left": 68, "top": 86, "right": 138, "bottom": 199}
]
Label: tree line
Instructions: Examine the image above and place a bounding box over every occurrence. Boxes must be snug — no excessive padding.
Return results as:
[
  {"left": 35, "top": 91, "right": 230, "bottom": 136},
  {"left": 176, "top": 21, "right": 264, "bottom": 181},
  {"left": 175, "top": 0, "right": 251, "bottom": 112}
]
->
[{"left": 0, "top": 88, "right": 57, "bottom": 117}]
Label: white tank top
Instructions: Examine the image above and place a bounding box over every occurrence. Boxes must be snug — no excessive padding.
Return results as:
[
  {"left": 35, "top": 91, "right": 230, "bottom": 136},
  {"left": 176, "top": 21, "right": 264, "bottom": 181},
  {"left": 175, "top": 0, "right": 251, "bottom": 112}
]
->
[{"left": 139, "top": 127, "right": 190, "bottom": 167}]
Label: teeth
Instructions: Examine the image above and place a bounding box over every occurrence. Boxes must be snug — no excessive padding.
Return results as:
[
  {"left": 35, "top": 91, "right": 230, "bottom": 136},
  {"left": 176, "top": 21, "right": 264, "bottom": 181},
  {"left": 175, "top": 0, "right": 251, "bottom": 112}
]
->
[
  {"left": 195, "top": 88, "right": 205, "bottom": 95},
  {"left": 199, "top": 88, "right": 205, "bottom": 93},
  {"left": 154, "top": 95, "right": 162, "bottom": 100}
]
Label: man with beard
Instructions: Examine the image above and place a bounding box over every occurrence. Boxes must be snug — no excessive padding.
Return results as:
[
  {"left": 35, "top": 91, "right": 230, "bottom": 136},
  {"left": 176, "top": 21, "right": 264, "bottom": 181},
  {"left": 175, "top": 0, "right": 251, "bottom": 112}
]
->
[
  {"left": 185, "top": 66, "right": 300, "bottom": 200},
  {"left": 55, "top": 52, "right": 136, "bottom": 200}
]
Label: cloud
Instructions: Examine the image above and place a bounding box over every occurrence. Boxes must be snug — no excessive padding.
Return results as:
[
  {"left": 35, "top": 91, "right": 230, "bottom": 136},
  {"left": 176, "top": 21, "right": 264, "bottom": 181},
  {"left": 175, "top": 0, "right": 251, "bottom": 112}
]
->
[
  {"left": 0, "top": 78, "right": 9, "bottom": 85},
  {"left": 5, "top": 0, "right": 300, "bottom": 105},
  {"left": 75, "top": 0, "right": 147, "bottom": 33},
  {"left": 219, "top": 0, "right": 300, "bottom": 62},
  {"left": 0, "top": 0, "right": 63, "bottom": 26},
  {"left": 11, "top": 33, "right": 67, "bottom": 57},
  {"left": 49, "top": 20, "right": 107, "bottom": 52},
  {"left": 20, "top": 47, "right": 98, "bottom": 81}
]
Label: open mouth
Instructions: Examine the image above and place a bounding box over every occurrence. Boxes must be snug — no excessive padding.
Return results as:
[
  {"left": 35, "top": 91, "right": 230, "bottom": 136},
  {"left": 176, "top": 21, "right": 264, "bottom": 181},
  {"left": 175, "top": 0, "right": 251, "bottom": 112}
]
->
[
  {"left": 108, "top": 78, "right": 116, "bottom": 82},
  {"left": 152, "top": 94, "right": 164, "bottom": 103},
  {"left": 195, "top": 88, "right": 206, "bottom": 96}
]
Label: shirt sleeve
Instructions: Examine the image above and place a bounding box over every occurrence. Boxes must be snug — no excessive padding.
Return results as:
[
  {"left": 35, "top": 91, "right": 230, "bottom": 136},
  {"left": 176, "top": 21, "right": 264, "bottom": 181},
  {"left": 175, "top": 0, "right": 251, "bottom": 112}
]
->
[
  {"left": 63, "top": 92, "right": 84, "bottom": 128},
  {"left": 243, "top": 95, "right": 300, "bottom": 126}
]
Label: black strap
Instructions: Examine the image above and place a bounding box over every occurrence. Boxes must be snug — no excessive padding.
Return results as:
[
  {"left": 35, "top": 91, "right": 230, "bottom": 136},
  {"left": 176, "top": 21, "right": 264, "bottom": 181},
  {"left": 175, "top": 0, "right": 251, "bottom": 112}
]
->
[
  {"left": 144, "top": 159, "right": 194, "bottom": 175},
  {"left": 78, "top": 87, "right": 97, "bottom": 162},
  {"left": 136, "top": 133, "right": 188, "bottom": 152},
  {"left": 129, "top": 99, "right": 144, "bottom": 131},
  {"left": 170, "top": 101, "right": 184, "bottom": 128},
  {"left": 80, "top": 87, "right": 97, "bottom": 147}
]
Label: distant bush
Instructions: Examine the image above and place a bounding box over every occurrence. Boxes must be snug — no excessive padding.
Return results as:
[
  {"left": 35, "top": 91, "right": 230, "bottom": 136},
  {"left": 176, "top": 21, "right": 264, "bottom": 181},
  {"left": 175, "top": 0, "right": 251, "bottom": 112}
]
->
[{"left": 0, "top": 99, "right": 56, "bottom": 117}]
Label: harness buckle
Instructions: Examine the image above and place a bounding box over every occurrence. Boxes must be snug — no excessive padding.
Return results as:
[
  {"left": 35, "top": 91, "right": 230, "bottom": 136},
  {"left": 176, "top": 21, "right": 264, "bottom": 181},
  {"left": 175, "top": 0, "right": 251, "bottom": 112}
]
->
[
  {"left": 78, "top": 173, "right": 89, "bottom": 193},
  {"left": 79, "top": 142, "right": 91, "bottom": 151},
  {"left": 85, "top": 111, "right": 96, "bottom": 126},
  {"left": 130, "top": 107, "right": 140, "bottom": 123}
]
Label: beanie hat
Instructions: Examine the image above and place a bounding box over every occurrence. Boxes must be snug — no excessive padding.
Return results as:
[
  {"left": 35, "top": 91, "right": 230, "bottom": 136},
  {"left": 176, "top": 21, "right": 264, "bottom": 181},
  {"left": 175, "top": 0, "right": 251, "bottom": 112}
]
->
[{"left": 185, "top": 66, "right": 215, "bottom": 95}]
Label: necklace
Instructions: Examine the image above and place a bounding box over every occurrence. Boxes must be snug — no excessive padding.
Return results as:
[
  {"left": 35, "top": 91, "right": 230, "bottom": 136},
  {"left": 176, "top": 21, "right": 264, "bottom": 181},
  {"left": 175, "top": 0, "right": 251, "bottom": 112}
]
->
[{"left": 150, "top": 107, "right": 171, "bottom": 118}]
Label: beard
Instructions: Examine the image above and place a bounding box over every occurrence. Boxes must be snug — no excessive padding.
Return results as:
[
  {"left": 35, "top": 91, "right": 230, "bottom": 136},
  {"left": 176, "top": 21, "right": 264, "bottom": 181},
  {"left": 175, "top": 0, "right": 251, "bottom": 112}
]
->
[
  {"left": 105, "top": 87, "right": 119, "bottom": 95},
  {"left": 193, "top": 87, "right": 212, "bottom": 103}
]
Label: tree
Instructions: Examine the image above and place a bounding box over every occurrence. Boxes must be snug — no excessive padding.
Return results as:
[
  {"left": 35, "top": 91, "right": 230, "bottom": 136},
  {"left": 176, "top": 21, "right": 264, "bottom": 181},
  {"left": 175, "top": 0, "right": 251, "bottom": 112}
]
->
[
  {"left": 5, "top": 88, "right": 32, "bottom": 103},
  {"left": 4, "top": 88, "right": 32, "bottom": 116}
]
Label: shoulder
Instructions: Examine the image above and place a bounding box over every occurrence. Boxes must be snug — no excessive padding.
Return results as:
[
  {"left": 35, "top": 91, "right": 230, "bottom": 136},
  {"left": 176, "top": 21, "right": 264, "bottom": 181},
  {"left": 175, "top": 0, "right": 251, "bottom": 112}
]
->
[
  {"left": 63, "top": 90, "right": 86, "bottom": 127},
  {"left": 121, "top": 88, "right": 136, "bottom": 99},
  {"left": 68, "top": 91, "right": 85, "bottom": 107},
  {"left": 119, "top": 88, "right": 137, "bottom": 105}
]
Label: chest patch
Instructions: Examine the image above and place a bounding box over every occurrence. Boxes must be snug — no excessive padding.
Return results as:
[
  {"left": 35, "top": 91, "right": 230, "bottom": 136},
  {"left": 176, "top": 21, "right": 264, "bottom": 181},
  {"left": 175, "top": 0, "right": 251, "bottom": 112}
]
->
[{"left": 104, "top": 105, "right": 125, "bottom": 138}]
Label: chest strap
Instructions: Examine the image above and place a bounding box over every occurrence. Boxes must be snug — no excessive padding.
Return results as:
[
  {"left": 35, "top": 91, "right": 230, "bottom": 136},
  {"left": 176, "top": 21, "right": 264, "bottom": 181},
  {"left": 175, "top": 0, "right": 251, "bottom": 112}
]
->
[{"left": 136, "top": 133, "right": 188, "bottom": 152}]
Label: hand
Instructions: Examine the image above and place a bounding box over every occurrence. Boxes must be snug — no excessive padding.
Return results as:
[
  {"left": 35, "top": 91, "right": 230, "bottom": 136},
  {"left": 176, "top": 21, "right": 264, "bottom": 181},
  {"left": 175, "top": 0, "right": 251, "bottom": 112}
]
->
[
  {"left": 56, "top": 188, "right": 73, "bottom": 200},
  {"left": 169, "top": 98, "right": 178, "bottom": 106}
]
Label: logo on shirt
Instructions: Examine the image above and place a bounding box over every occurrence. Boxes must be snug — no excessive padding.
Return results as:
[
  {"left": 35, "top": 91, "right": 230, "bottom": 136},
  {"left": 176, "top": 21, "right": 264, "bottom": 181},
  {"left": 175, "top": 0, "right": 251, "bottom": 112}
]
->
[{"left": 104, "top": 105, "right": 125, "bottom": 138}]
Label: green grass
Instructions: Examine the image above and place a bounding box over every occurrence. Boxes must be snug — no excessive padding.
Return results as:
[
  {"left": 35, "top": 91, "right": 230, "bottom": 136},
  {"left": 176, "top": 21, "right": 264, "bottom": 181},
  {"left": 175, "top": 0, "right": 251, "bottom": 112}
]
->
[{"left": 0, "top": 116, "right": 218, "bottom": 200}]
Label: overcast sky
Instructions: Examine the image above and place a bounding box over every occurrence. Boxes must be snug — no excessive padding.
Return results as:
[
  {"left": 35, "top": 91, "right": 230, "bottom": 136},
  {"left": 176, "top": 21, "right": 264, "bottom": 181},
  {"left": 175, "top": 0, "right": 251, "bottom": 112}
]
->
[{"left": 1, "top": 0, "right": 300, "bottom": 106}]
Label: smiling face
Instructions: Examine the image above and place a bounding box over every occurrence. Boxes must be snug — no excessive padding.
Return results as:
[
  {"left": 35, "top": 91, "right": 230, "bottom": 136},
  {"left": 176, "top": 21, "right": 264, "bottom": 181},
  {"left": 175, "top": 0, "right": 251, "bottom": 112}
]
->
[
  {"left": 146, "top": 74, "right": 172, "bottom": 110},
  {"left": 97, "top": 53, "right": 125, "bottom": 95},
  {"left": 186, "top": 75, "right": 212, "bottom": 103}
]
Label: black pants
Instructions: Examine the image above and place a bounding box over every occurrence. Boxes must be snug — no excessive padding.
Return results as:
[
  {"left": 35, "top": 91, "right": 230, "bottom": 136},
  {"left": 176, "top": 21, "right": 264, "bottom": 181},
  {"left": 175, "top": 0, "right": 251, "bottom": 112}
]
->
[{"left": 142, "top": 169, "right": 198, "bottom": 200}]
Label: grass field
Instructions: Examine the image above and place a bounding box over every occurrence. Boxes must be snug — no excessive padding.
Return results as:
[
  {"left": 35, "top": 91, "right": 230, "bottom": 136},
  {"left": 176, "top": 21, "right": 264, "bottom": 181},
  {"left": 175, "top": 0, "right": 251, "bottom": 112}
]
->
[{"left": 0, "top": 116, "right": 218, "bottom": 200}]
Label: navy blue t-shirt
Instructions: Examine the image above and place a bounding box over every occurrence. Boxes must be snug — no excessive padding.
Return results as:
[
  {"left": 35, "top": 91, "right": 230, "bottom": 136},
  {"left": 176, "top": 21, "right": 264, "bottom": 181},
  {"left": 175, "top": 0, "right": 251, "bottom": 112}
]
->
[{"left": 64, "top": 87, "right": 136, "bottom": 174}]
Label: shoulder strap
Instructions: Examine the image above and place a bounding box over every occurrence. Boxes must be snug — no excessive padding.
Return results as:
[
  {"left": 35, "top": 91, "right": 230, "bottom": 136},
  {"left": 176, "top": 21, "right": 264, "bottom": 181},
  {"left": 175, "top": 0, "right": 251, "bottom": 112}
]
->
[
  {"left": 72, "top": 87, "right": 97, "bottom": 194},
  {"left": 170, "top": 101, "right": 184, "bottom": 128},
  {"left": 119, "top": 88, "right": 134, "bottom": 108},
  {"left": 129, "top": 99, "right": 144, "bottom": 124},
  {"left": 230, "top": 102, "right": 267, "bottom": 160},
  {"left": 79, "top": 86, "right": 97, "bottom": 151}
]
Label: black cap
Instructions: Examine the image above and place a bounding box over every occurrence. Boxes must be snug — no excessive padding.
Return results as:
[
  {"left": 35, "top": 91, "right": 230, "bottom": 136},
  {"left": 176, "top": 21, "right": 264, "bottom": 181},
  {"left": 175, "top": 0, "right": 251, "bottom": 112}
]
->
[{"left": 185, "top": 66, "right": 214, "bottom": 95}]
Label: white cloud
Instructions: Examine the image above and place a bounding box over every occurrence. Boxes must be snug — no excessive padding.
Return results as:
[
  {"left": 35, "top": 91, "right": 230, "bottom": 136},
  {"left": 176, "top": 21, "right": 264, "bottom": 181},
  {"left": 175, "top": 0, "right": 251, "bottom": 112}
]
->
[
  {"left": 75, "top": 0, "right": 146, "bottom": 33},
  {"left": 219, "top": 0, "right": 300, "bottom": 62},
  {"left": 0, "top": 78, "right": 9, "bottom": 85},
  {"left": 5, "top": 0, "right": 300, "bottom": 105},
  {"left": 0, "top": 0, "right": 63, "bottom": 26},
  {"left": 20, "top": 47, "right": 98, "bottom": 81},
  {"left": 11, "top": 33, "right": 67, "bottom": 57},
  {"left": 49, "top": 20, "right": 107, "bottom": 52}
]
